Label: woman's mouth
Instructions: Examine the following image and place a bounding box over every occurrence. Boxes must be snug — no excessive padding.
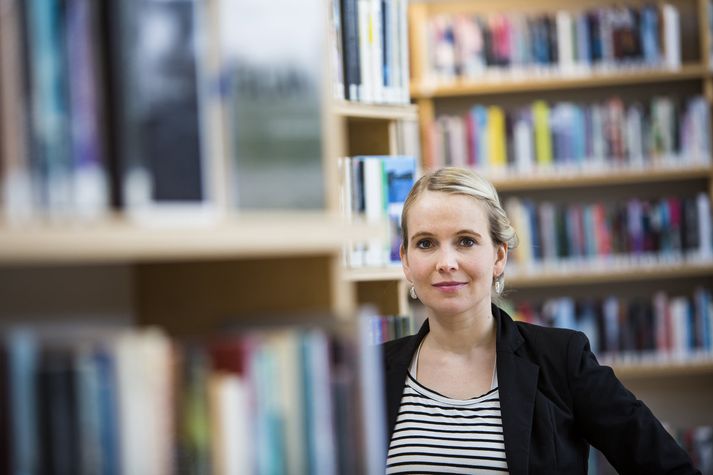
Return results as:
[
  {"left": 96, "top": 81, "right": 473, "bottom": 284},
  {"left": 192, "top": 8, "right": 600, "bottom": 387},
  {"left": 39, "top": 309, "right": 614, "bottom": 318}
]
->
[{"left": 432, "top": 281, "right": 466, "bottom": 292}]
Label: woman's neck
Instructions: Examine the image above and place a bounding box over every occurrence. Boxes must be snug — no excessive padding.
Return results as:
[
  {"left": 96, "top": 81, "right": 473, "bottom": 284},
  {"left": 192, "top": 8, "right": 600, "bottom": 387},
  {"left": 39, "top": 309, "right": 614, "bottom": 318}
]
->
[{"left": 426, "top": 304, "right": 496, "bottom": 355}]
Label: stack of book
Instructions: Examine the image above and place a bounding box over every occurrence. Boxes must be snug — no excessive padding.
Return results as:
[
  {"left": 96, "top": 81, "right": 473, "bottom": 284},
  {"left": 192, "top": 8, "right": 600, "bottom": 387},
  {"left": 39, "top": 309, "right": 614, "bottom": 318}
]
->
[
  {"left": 331, "top": 0, "right": 411, "bottom": 104},
  {"left": 430, "top": 95, "right": 710, "bottom": 174},
  {"left": 421, "top": 3, "right": 681, "bottom": 84},
  {"left": 0, "top": 319, "right": 387, "bottom": 474},
  {"left": 0, "top": 0, "right": 327, "bottom": 224},
  {"left": 512, "top": 288, "right": 713, "bottom": 364},
  {"left": 505, "top": 193, "right": 713, "bottom": 273},
  {"left": 339, "top": 155, "right": 418, "bottom": 268}
]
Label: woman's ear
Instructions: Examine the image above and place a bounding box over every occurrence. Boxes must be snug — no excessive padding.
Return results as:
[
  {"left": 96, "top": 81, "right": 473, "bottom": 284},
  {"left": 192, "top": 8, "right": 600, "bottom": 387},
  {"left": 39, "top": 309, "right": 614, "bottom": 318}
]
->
[
  {"left": 400, "top": 244, "right": 412, "bottom": 282},
  {"left": 494, "top": 242, "right": 508, "bottom": 276}
]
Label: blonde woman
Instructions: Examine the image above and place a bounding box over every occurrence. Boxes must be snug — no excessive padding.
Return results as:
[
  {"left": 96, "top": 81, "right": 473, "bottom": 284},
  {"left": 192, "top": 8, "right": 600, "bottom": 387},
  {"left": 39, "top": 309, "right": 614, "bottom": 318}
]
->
[{"left": 383, "top": 167, "right": 698, "bottom": 474}]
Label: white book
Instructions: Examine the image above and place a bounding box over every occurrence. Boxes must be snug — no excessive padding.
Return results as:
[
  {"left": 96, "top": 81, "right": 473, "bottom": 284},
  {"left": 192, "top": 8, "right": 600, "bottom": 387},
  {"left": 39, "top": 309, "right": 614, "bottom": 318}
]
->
[
  {"left": 370, "top": 0, "right": 384, "bottom": 103},
  {"left": 358, "top": 0, "right": 373, "bottom": 102},
  {"left": 303, "top": 330, "right": 337, "bottom": 475},
  {"left": 209, "top": 373, "right": 251, "bottom": 475},
  {"left": 397, "top": 0, "right": 410, "bottom": 103},
  {"left": 449, "top": 116, "right": 468, "bottom": 167},
  {"left": 115, "top": 329, "right": 173, "bottom": 475},
  {"left": 514, "top": 115, "right": 534, "bottom": 173},
  {"left": 363, "top": 157, "right": 386, "bottom": 266},
  {"left": 626, "top": 105, "right": 644, "bottom": 167},
  {"left": 670, "top": 297, "right": 688, "bottom": 358},
  {"left": 556, "top": 11, "right": 574, "bottom": 73},
  {"left": 662, "top": 3, "right": 681, "bottom": 69}
]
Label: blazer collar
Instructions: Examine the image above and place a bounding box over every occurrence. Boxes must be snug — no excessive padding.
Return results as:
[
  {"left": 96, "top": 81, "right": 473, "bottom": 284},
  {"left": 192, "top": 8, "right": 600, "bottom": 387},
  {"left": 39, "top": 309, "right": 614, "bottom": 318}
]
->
[{"left": 494, "top": 304, "right": 539, "bottom": 475}]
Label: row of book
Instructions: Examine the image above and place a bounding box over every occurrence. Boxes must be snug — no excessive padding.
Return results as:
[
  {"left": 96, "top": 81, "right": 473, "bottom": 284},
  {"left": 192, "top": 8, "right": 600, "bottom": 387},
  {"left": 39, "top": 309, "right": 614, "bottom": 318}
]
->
[
  {"left": 365, "top": 314, "right": 413, "bottom": 345},
  {"left": 339, "top": 155, "right": 417, "bottom": 268},
  {"left": 0, "top": 0, "right": 327, "bottom": 224},
  {"left": 504, "top": 194, "right": 713, "bottom": 270},
  {"left": 428, "top": 95, "right": 710, "bottom": 174},
  {"left": 510, "top": 289, "right": 713, "bottom": 362},
  {"left": 331, "top": 0, "right": 410, "bottom": 104},
  {"left": 0, "top": 318, "right": 388, "bottom": 475},
  {"left": 421, "top": 3, "right": 682, "bottom": 84},
  {"left": 590, "top": 426, "right": 713, "bottom": 474}
]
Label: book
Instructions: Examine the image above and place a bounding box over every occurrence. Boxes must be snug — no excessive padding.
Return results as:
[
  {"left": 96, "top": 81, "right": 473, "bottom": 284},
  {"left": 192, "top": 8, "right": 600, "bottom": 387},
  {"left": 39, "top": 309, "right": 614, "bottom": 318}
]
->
[
  {"left": 65, "top": 0, "right": 110, "bottom": 219},
  {"left": 220, "top": 0, "right": 326, "bottom": 209},
  {"left": 109, "top": 0, "right": 212, "bottom": 221},
  {"left": 0, "top": 0, "right": 34, "bottom": 221}
]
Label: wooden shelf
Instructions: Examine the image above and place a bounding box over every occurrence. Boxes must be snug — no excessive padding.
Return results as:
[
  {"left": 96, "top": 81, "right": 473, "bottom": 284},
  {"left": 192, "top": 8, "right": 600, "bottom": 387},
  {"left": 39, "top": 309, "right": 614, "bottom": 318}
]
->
[
  {"left": 0, "top": 214, "right": 385, "bottom": 265},
  {"left": 344, "top": 266, "right": 405, "bottom": 282},
  {"left": 411, "top": 64, "right": 708, "bottom": 98},
  {"left": 332, "top": 101, "right": 418, "bottom": 121},
  {"left": 508, "top": 260, "right": 713, "bottom": 288},
  {"left": 487, "top": 163, "right": 712, "bottom": 192},
  {"left": 612, "top": 359, "right": 713, "bottom": 379}
]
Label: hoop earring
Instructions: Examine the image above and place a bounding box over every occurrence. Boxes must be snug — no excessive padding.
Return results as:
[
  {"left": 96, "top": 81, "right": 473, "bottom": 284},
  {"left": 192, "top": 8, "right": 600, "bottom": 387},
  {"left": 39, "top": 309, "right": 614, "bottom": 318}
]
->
[
  {"left": 494, "top": 275, "right": 504, "bottom": 295},
  {"left": 409, "top": 285, "right": 418, "bottom": 300}
]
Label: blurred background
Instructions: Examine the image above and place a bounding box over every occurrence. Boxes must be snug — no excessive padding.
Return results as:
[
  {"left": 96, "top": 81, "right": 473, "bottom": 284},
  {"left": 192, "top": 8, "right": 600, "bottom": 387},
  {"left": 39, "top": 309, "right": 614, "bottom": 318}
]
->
[{"left": 0, "top": 0, "right": 711, "bottom": 473}]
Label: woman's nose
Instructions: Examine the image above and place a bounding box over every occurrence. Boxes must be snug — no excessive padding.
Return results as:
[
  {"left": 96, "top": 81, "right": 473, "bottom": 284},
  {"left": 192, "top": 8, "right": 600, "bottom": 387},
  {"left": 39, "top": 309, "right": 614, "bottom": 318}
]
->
[{"left": 436, "top": 247, "right": 458, "bottom": 272}]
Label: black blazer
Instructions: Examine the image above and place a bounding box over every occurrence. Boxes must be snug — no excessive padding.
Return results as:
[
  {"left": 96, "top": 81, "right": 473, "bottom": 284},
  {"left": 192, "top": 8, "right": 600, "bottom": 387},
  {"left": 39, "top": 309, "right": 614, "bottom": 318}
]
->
[{"left": 382, "top": 305, "right": 700, "bottom": 474}]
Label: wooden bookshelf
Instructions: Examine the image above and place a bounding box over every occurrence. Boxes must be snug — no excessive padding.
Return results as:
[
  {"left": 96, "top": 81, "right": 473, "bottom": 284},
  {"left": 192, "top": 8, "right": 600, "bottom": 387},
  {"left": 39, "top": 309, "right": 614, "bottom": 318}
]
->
[
  {"left": 344, "top": 266, "right": 405, "bottom": 282},
  {"left": 508, "top": 260, "right": 713, "bottom": 288},
  {"left": 333, "top": 101, "right": 419, "bottom": 121},
  {"left": 411, "top": 64, "right": 709, "bottom": 99},
  {"left": 612, "top": 359, "right": 713, "bottom": 379},
  {"left": 0, "top": 215, "right": 385, "bottom": 264},
  {"left": 490, "top": 163, "right": 713, "bottom": 192}
]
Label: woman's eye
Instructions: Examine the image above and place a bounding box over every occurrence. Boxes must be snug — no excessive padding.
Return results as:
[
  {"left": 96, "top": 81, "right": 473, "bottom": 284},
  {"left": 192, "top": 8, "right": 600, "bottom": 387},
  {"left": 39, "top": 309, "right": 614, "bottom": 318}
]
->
[
  {"left": 459, "top": 237, "right": 475, "bottom": 247},
  {"left": 416, "top": 239, "right": 432, "bottom": 249}
]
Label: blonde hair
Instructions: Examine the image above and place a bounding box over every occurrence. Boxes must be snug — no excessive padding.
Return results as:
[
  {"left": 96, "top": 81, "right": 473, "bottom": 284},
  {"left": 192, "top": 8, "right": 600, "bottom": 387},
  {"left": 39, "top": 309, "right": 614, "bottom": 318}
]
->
[{"left": 401, "top": 167, "right": 519, "bottom": 252}]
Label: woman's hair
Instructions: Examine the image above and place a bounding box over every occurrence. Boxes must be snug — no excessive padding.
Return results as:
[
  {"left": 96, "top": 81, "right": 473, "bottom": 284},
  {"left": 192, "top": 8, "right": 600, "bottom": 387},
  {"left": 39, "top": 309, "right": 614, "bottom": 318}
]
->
[{"left": 401, "top": 167, "right": 519, "bottom": 252}]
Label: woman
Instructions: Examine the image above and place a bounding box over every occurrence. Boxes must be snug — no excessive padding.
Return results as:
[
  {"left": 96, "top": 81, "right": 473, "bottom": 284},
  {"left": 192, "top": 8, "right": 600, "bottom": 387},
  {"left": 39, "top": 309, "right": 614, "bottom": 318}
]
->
[{"left": 383, "top": 167, "right": 698, "bottom": 474}]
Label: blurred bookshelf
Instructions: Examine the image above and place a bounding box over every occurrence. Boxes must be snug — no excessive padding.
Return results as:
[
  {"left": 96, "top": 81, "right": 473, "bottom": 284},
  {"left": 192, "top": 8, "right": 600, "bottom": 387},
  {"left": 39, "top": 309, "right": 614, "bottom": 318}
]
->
[
  {"left": 409, "top": 0, "right": 713, "bottom": 467},
  {"left": 0, "top": 0, "right": 406, "bottom": 472}
]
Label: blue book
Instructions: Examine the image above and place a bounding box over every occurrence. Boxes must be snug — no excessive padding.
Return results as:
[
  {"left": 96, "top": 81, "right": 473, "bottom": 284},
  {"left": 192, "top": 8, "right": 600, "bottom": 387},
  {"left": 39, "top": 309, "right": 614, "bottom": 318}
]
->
[
  {"left": 6, "top": 330, "right": 39, "bottom": 475},
  {"left": 640, "top": 5, "right": 661, "bottom": 65},
  {"left": 93, "top": 348, "right": 120, "bottom": 475},
  {"left": 26, "top": 0, "right": 71, "bottom": 212}
]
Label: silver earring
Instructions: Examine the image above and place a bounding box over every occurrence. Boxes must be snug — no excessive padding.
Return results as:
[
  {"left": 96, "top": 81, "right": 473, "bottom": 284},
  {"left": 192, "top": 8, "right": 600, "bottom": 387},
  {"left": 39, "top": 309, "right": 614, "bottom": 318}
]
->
[
  {"left": 494, "top": 275, "right": 504, "bottom": 295},
  {"left": 409, "top": 285, "right": 418, "bottom": 299}
]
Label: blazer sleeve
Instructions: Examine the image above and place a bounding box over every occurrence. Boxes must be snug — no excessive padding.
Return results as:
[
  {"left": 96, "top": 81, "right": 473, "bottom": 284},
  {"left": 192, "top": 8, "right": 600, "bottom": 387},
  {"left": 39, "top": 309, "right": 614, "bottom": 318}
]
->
[{"left": 566, "top": 331, "right": 700, "bottom": 475}]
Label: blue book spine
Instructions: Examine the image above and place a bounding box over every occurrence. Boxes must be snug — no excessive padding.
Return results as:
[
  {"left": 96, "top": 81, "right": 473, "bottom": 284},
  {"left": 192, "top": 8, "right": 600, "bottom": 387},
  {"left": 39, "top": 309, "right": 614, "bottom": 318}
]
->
[{"left": 8, "top": 331, "right": 39, "bottom": 475}]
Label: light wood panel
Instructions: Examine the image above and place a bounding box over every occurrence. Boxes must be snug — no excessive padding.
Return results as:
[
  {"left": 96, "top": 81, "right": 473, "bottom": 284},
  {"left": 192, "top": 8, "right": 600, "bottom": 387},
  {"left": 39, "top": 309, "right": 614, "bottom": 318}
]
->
[{"left": 136, "top": 255, "right": 348, "bottom": 336}]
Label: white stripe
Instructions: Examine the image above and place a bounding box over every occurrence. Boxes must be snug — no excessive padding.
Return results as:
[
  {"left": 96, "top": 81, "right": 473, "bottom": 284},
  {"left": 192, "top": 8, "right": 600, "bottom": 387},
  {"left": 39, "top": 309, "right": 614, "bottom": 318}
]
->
[{"left": 386, "top": 376, "right": 509, "bottom": 474}]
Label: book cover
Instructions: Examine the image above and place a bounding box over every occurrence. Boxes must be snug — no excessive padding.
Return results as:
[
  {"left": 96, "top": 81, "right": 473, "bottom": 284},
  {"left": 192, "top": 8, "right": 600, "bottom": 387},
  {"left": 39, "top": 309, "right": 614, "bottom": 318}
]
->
[
  {"left": 65, "top": 0, "right": 110, "bottom": 219},
  {"left": 341, "top": 0, "right": 362, "bottom": 101},
  {"left": 221, "top": 0, "right": 326, "bottom": 209},
  {"left": 26, "top": 0, "right": 72, "bottom": 214},
  {"left": 0, "top": 0, "right": 34, "bottom": 221},
  {"left": 110, "top": 0, "right": 211, "bottom": 218},
  {"left": 36, "top": 346, "right": 80, "bottom": 474}
]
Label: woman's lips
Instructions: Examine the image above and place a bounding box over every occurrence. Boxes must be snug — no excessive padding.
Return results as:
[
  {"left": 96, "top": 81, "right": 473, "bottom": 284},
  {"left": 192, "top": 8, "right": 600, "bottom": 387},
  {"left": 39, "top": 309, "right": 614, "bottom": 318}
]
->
[{"left": 432, "top": 282, "right": 466, "bottom": 292}]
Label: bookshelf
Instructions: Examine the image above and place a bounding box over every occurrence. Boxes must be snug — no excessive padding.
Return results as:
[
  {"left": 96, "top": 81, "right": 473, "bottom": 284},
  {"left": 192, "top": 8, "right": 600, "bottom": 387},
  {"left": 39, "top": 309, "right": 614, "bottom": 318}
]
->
[
  {"left": 408, "top": 0, "right": 713, "bottom": 447},
  {"left": 0, "top": 0, "right": 404, "bottom": 472},
  {"left": 332, "top": 101, "right": 417, "bottom": 318}
]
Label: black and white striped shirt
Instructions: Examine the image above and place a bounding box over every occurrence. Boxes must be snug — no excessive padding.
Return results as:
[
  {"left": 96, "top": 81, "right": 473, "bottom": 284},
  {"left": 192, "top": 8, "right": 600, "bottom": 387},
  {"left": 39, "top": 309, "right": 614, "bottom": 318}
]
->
[{"left": 386, "top": 347, "right": 509, "bottom": 474}]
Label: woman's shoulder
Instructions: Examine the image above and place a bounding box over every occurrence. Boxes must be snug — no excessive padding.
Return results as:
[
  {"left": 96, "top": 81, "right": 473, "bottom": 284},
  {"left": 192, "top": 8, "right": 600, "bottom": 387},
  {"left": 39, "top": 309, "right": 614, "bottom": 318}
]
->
[{"left": 510, "top": 319, "right": 589, "bottom": 361}]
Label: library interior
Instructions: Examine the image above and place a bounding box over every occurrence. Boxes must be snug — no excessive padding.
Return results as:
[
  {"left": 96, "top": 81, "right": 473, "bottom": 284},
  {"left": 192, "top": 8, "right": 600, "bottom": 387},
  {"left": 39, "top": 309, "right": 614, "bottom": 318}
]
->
[{"left": 0, "top": 0, "right": 712, "bottom": 473}]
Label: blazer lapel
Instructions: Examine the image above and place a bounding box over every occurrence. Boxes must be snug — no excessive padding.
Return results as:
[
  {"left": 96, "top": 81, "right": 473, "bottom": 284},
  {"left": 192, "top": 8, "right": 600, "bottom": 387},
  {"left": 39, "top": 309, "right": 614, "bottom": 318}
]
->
[
  {"left": 494, "top": 305, "right": 539, "bottom": 475},
  {"left": 383, "top": 320, "right": 429, "bottom": 440}
]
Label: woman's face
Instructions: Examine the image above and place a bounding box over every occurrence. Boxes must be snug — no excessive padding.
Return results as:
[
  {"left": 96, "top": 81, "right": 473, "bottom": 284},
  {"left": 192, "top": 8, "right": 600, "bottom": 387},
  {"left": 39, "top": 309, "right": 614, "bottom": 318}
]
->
[{"left": 401, "top": 190, "right": 507, "bottom": 319}]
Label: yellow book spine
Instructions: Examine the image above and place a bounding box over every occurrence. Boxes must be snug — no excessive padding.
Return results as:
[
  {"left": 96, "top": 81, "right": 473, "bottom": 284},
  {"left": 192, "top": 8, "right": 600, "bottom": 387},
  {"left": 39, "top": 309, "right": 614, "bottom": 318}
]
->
[
  {"left": 487, "top": 106, "right": 507, "bottom": 168},
  {"left": 533, "top": 100, "right": 552, "bottom": 166}
]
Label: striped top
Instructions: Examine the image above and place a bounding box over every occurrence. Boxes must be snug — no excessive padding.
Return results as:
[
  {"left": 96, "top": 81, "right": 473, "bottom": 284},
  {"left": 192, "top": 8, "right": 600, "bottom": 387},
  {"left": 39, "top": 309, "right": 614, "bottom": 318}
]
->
[{"left": 386, "top": 343, "right": 509, "bottom": 474}]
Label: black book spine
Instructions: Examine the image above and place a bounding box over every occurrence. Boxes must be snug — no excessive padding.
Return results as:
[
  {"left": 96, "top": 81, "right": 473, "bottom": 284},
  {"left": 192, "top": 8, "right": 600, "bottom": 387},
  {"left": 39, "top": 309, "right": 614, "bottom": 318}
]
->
[{"left": 340, "top": 0, "right": 361, "bottom": 101}]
